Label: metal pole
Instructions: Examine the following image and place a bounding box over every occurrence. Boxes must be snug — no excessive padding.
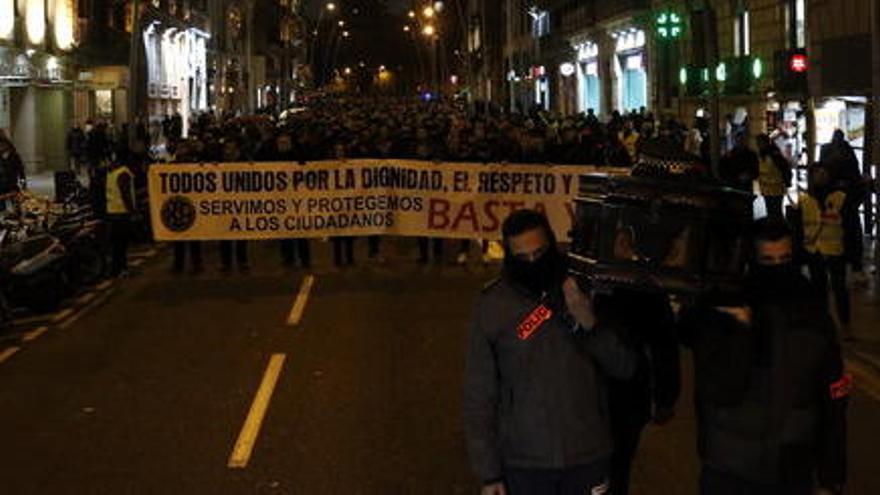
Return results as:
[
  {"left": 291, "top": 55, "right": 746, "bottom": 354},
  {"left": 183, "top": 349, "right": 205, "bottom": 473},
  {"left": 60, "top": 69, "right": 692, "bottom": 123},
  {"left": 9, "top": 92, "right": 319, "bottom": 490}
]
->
[
  {"left": 871, "top": 0, "right": 880, "bottom": 275},
  {"left": 128, "top": 0, "right": 140, "bottom": 148},
  {"left": 701, "top": 6, "right": 721, "bottom": 178}
]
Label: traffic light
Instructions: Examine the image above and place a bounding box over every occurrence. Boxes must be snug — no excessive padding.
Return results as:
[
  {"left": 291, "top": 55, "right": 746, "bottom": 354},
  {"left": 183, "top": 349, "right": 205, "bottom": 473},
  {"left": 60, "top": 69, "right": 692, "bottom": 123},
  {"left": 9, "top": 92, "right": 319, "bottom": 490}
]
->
[
  {"left": 718, "top": 56, "right": 763, "bottom": 95},
  {"left": 679, "top": 65, "right": 708, "bottom": 96},
  {"left": 656, "top": 10, "right": 683, "bottom": 40},
  {"left": 680, "top": 56, "right": 763, "bottom": 97},
  {"left": 777, "top": 49, "right": 808, "bottom": 93}
]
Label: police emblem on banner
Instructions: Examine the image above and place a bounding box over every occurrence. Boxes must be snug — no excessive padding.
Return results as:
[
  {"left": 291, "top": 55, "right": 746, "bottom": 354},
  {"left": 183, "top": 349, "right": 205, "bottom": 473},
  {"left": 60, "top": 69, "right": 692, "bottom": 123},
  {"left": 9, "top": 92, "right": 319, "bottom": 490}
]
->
[{"left": 160, "top": 196, "right": 197, "bottom": 233}]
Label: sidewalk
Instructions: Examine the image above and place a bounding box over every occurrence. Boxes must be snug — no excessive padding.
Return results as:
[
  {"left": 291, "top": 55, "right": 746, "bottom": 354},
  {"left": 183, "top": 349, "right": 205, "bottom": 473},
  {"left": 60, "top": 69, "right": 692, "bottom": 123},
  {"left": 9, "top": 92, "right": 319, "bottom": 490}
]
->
[{"left": 849, "top": 276, "right": 880, "bottom": 371}]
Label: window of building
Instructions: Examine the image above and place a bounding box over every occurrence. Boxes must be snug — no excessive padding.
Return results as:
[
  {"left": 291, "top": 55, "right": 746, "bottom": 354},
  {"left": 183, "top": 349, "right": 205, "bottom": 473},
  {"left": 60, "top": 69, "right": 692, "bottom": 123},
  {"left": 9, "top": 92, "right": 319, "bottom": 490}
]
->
[
  {"left": 468, "top": 16, "right": 481, "bottom": 52},
  {"left": 734, "top": 9, "right": 750, "bottom": 56},
  {"left": 529, "top": 8, "right": 549, "bottom": 38},
  {"left": 787, "top": 0, "right": 806, "bottom": 49}
]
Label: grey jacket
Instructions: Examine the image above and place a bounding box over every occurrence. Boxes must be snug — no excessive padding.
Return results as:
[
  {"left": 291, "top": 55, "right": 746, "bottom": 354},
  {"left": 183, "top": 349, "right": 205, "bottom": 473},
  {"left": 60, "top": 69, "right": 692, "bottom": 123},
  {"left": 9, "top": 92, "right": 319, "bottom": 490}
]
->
[{"left": 463, "top": 277, "right": 637, "bottom": 483}]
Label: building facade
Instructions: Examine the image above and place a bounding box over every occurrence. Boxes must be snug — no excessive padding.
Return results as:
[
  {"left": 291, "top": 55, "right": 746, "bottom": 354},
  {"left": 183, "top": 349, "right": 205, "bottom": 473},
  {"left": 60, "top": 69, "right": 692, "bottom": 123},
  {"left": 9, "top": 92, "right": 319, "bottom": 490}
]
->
[{"left": 0, "top": 0, "right": 79, "bottom": 173}]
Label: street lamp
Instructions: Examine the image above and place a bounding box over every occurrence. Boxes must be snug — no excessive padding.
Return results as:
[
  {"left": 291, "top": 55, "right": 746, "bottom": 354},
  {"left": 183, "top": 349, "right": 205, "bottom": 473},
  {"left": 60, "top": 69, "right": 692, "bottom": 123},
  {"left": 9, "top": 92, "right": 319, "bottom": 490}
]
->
[
  {"left": 342, "top": 30, "right": 350, "bottom": 38},
  {"left": 408, "top": 10, "right": 415, "bottom": 18},
  {"left": 338, "top": 20, "right": 345, "bottom": 27},
  {"left": 422, "top": 24, "right": 435, "bottom": 37},
  {"left": 326, "top": 2, "right": 336, "bottom": 11},
  {"left": 403, "top": 25, "right": 411, "bottom": 32},
  {"left": 423, "top": 6, "right": 435, "bottom": 18}
]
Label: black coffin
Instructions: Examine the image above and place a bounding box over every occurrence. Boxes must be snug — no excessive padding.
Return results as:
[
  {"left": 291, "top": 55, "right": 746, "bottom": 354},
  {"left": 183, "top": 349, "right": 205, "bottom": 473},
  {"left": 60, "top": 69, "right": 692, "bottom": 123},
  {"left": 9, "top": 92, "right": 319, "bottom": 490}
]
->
[{"left": 568, "top": 173, "right": 754, "bottom": 294}]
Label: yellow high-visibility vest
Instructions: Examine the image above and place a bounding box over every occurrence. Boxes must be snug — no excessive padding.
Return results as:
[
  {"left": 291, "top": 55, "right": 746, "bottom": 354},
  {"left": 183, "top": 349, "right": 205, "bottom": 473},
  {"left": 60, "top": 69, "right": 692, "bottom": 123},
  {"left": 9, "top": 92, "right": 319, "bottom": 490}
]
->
[
  {"left": 106, "top": 166, "right": 134, "bottom": 215},
  {"left": 758, "top": 155, "right": 786, "bottom": 197},
  {"left": 800, "top": 191, "right": 846, "bottom": 256}
]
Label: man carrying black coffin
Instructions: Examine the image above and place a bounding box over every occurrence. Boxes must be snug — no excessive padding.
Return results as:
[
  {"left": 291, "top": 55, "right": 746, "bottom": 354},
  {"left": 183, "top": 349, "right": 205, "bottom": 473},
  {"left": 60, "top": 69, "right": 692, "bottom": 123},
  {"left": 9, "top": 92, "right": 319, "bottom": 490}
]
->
[
  {"left": 463, "top": 209, "right": 636, "bottom": 495},
  {"left": 680, "top": 218, "right": 848, "bottom": 495}
]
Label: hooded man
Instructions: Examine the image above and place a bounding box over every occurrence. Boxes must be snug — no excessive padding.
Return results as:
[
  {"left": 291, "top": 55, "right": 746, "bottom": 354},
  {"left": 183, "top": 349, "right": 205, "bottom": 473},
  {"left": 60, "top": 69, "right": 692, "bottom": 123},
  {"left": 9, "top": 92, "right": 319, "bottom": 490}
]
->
[
  {"left": 464, "top": 209, "right": 636, "bottom": 495},
  {"left": 0, "top": 136, "right": 25, "bottom": 199},
  {"left": 680, "top": 218, "right": 848, "bottom": 495}
]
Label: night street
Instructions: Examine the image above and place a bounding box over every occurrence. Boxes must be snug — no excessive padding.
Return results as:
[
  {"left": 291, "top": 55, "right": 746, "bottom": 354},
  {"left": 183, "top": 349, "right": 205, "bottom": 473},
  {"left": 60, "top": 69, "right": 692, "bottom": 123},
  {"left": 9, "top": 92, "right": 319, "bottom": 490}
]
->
[{"left": 1, "top": 240, "right": 879, "bottom": 494}]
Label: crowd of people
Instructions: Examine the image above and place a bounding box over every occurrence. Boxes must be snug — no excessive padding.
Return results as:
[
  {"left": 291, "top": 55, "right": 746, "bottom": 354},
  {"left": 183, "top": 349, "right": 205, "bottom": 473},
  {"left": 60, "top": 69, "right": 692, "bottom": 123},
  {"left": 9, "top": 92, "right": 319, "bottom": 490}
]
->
[
  {"left": 0, "top": 97, "right": 874, "bottom": 285},
  {"left": 0, "top": 95, "right": 876, "bottom": 495}
]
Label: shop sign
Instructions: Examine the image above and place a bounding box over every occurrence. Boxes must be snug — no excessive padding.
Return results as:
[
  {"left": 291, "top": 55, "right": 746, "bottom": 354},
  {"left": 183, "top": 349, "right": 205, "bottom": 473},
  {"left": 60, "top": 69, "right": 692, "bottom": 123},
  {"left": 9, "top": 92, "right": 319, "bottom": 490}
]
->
[{"left": 559, "top": 63, "right": 576, "bottom": 77}]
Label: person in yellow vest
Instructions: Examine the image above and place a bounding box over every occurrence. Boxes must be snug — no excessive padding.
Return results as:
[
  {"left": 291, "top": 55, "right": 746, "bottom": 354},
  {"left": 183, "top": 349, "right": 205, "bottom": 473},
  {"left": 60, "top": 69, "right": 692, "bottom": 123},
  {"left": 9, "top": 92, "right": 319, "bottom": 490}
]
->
[
  {"left": 618, "top": 120, "right": 640, "bottom": 165},
  {"left": 756, "top": 134, "right": 792, "bottom": 218},
  {"left": 800, "top": 163, "right": 851, "bottom": 338},
  {"left": 106, "top": 160, "right": 137, "bottom": 277}
]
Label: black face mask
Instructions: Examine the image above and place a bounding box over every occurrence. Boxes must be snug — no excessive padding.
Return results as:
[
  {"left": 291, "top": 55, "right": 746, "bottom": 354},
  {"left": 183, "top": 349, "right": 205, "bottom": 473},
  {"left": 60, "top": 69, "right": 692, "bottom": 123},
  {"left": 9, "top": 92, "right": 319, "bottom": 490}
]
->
[
  {"left": 504, "top": 247, "right": 567, "bottom": 295},
  {"left": 747, "top": 262, "right": 801, "bottom": 299}
]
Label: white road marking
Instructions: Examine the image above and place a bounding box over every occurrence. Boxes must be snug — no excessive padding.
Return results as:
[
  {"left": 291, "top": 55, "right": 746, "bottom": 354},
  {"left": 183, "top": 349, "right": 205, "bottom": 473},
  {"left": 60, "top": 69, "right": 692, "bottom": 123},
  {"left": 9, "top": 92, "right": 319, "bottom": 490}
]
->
[
  {"left": 58, "top": 289, "right": 115, "bottom": 330},
  {"left": 0, "top": 347, "right": 21, "bottom": 364},
  {"left": 12, "top": 314, "right": 52, "bottom": 326},
  {"left": 286, "top": 275, "right": 316, "bottom": 326},
  {"left": 96, "top": 280, "right": 114, "bottom": 291},
  {"left": 77, "top": 291, "right": 98, "bottom": 305},
  {"left": 228, "top": 353, "right": 287, "bottom": 468},
  {"left": 847, "top": 359, "right": 880, "bottom": 402},
  {"left": 22, "top": 326, "right": 49, "bottom": 342},
  {"left": 51, "top": 308, "right": 75, "bottom": 323}
]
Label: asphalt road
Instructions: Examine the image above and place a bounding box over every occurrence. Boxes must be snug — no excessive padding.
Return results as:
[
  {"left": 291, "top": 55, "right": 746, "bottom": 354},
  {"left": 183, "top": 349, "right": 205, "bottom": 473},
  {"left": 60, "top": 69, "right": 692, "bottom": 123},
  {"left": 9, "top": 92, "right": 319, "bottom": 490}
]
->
[{"left": 1, "top": 239, "right": 879, "bottom": 494}]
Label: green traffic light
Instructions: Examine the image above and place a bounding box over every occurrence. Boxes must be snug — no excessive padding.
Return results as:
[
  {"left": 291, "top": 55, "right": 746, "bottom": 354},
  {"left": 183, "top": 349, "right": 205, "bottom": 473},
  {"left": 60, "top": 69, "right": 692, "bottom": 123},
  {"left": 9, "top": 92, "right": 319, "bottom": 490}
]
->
[
  {"left": 752, "top": 57, "right": 763, "bottom": 79},
  {"left": 716, "top": 62, "right": 727, "bottom": 82}
]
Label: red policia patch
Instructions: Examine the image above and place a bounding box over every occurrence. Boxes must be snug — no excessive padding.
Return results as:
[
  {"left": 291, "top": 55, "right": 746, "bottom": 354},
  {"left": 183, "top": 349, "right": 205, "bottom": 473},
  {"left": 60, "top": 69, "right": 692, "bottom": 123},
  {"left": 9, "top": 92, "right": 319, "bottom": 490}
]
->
[
  {"left": 830, "top": 373, "right": 853, "bottom": 400},
  {"left": 517, "top": 304, "right": 553, "bottom": 340}
]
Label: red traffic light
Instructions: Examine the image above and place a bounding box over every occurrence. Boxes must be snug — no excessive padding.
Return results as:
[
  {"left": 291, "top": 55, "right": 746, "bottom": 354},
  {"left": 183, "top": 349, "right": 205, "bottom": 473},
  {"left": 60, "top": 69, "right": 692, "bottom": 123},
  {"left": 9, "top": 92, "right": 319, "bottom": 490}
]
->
[{"left": 789, "top": 53, "right": 808, "bottom": 73}]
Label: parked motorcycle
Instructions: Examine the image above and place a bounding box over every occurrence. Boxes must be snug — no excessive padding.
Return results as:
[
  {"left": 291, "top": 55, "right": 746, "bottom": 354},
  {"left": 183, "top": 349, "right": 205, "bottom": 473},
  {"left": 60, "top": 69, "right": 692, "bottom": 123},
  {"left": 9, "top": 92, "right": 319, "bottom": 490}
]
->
[{"left": 0, "top": 223, "right": 70, "bottom": 313}]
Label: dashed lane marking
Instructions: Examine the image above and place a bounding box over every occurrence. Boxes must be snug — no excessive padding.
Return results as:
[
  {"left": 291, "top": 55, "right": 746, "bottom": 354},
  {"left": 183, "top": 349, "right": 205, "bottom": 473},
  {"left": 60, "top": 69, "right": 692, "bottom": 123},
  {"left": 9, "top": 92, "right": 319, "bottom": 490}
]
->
[
  {"left": 95, "top": 280, "right": 114, "bottom": 291},
  {"left": 847, "top": 358, "right": 880, "bottom": 402},
  {"left": 22, "top": 326, "right": 49, "bottom": 342},
  {"left": 228, "top": 353, "right": 287, "bottom": 468},
  {"left": 286, "top": 275, "right": 316, "bottom": 326},
  {"left": 77, "top": 291, "right": 98, "bottom": 305},
  {"left": 51, "top": 308, "right": 76, "bottom": 323},
  {"left": 0, "top": 346, "right": 21, "bottom": 364},
  {"left": 58, "top": 289, "right": 116, "bottom": 330},
  {"left": 12, "top": 314, "right": 52, "bottom": 326}
]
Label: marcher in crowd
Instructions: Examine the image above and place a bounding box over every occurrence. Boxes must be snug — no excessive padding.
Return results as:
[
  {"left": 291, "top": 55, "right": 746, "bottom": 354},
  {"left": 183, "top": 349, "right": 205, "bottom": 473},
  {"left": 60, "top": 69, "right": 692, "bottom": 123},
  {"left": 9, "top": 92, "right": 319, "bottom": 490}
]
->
[
  {"left": 720, "top": 133, "right": 759, "bottom": 193},
  {"left": 801, "top": 163, "right": 852, "bottom": 338},
  {"left": 0, "top": 135, "right": 26, "bottom": 201},
  {"left": 594, "top": 287, "right": 680, "bottom": 495},
  {"left": 820, "top": 129, "right": 868, "bottom": 283},
  {"left": 464, "top": 209, "right": 636, "bottom": 495},
  {"left": 105, "top": 159, "right": 137, "bottom": 277},
  {"left": 618, "top": 119, "right": 640, "bottom": 164},
  {"left": 680, "top": 218, "right": 848, "bottom": 495},
  {"left": 218, "top": 137, "right": 250, "bottom": 273},
  {"left": 271, "top": 132, "right": 312, "bottom": 269},
  {"left": 756, "top": 133, "right": 792, "bottom": 219},
  {"left": 169, "top": 139, "right": 203, "bottom": 274}
]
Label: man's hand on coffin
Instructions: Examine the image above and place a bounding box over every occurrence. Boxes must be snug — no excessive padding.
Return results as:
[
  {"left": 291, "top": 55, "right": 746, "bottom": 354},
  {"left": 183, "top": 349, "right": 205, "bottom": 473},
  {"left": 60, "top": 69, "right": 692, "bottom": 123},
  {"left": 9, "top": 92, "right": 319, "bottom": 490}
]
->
[
  {"left": 714, "top": 306, "right": 752, "bottom": 327},
  {"left": 562, "top": 277, "right": 597, "bottom": 331}
]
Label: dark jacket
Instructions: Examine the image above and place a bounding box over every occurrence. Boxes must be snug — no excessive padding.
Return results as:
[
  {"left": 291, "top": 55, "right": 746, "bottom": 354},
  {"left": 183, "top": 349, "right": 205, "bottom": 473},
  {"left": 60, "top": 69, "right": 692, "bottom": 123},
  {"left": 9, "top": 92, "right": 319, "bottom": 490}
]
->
[
  {"left": 463, "top": 277, "right": 637, "bottom": 483},
  {"left": 0, "top": 150, "right": 26, "bottom": 194},
  {"left": 595, "top": 289, "right": 680, "bottom": 424},
  {"left": 680, "top": 276, "right": 847, "bottom": 491},
  {"left": 720, "top": 145, "right": 760, "bottom": 191}
]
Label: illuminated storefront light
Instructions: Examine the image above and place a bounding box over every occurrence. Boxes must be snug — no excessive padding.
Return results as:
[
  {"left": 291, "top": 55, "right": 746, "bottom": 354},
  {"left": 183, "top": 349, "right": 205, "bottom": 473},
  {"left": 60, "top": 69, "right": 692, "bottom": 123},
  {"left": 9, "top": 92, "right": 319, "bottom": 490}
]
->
[
  {"left": 26, "top": 0, "right": 47, "bottom": 45},
  {"left": 0, "top": 0, "right": 14, "bottom": 40},
  {"left": 53, "top": 0, "right": 77, "bottom": 50}
]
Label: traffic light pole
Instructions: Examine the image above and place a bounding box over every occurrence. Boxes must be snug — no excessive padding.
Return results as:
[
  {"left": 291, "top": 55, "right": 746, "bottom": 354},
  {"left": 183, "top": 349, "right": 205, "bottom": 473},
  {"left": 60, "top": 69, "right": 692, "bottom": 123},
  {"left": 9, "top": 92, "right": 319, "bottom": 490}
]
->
[
  {"left": 701, "top": 9, "right": 721, "bottom": 179},
  {"left": 872, "top": 0, "right": 880, "bottom": 275}
]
